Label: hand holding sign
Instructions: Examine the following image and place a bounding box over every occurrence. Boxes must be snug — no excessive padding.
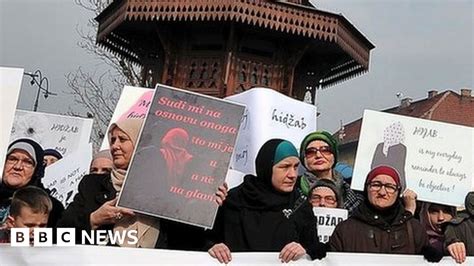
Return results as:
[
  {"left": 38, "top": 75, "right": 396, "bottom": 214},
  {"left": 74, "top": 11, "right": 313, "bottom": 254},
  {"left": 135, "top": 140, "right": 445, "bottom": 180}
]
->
[{"left": 90, "top": 198, "right": 135, "bottom": 229}]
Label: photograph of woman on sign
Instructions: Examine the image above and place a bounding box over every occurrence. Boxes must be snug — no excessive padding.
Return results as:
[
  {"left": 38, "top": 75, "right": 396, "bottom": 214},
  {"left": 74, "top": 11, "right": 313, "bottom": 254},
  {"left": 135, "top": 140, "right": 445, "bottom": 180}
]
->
[{"left": 160, "top": 127, "right": 194, "bottom": 187}]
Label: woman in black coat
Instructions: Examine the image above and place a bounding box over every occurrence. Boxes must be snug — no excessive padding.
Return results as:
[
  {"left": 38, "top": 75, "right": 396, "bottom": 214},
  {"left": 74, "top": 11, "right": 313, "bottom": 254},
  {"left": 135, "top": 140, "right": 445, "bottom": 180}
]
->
[{"left": 207, "top": 139, "right": 325, "bottom": 263}]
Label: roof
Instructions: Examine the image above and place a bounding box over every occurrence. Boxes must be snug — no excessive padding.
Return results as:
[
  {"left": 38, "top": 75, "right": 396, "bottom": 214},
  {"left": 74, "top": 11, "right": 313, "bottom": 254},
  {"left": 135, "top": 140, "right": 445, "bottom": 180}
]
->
[
  {"left": 95, "top": 0, "right": 374, "bottom": 87},
  {"left": 337, "top": 90, "right": 474, "bottom": 146}
]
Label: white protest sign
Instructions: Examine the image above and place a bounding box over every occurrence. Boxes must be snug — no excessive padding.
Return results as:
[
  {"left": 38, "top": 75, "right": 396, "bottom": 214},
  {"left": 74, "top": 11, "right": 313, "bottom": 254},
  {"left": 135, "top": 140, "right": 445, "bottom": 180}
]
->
[
  {"left": 313, "top": 207, "right": 348, "bottom": 243},
  {"left": 100, "top": 86, "right": 153, "bottom": 150},
  {"left": 352, "top": 110, "right": 473, "bottom": 207},
  {"left": 42, "top": 143, "right": 92, "bottom": 207},
  {"left": 225, "top": 88, "right": 317, "bottom": 176},
  {"left": 225, "top": 169, "right": 246, "bottom": 189},
  {"left": 0, "top": 67, "right": 23, "bottom": 176},
  {"left": 1, "top": 244, "right": 472, "bottom": 265},
  {"left": 10, "top": 110, "right": 93, "bottom": 156}
]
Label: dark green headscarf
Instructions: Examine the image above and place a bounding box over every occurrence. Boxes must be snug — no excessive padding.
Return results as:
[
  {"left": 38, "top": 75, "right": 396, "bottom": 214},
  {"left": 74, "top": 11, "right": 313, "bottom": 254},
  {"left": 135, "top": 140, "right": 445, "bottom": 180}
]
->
[{"left": 299, "top": 130, "right": 338, "bottom": 168}]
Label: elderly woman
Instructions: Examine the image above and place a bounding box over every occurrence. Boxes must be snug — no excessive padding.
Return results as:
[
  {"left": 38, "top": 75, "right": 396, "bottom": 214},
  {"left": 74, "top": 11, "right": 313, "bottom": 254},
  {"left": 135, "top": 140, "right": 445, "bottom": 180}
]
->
[
  {"left": 43, "top": 148, "right": 63, "bottom": 167},
  {"left": 89, "top": 149, "right": 114, "bottom": 175},
  {"left": 0, "top": 138, "right": 63, "bottom": 227},
  {"left": 329, "top": 165, "right": 442, "bottom": 262},
  {"left": 208, "top": 139, "right": 325, "bottom": 263},
  {"left": 298, "top": 131, "right": 362, "bottom": 215},
  {"left": 59, "top": 118, "right": 226, "bottom": 248},
  {"left": 309, "top": 179, "right": 342, "bottom": 209}
]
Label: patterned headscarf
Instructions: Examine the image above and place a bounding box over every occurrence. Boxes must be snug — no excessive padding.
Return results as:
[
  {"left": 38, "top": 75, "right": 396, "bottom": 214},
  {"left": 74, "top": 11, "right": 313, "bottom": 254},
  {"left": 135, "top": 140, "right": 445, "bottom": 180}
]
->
[{"left": 382, "top": 122, "right": 405, "bottom": 156}]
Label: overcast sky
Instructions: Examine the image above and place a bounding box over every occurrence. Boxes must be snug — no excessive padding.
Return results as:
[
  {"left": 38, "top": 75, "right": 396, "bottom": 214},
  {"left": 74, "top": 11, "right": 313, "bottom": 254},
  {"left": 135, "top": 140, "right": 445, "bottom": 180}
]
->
[{"left": 1, "top": 0, "right": 473, "bottom": 132}]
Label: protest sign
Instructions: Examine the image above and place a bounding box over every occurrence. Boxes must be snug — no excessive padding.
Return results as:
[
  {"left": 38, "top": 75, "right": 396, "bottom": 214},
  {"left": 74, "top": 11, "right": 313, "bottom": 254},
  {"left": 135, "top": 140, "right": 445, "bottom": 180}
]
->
[
  {"left": 352, "top": 110, "right": 473, "bottom": 206},
  {"left": 42, "top": 143, "right": 92, "bottom": 207},
  {"left": 313, "top": 207, "right": 348, "bottom": 243},
  {"left": 118, "top": 84, "right": 245, "bottom": 229},
  {"left": 225, "top": 168, "right": 246, "bottom": 189},
  {"left": 225, "top": 87, "right": 317, "bottom": 177},
  {"left": 100, "top": 86, "right": 153, "bottom": 150},
  {"left": 0, "top": 67, "right": 23, "bottom": 176},
  {"left": 10, "top": 110, "right": 93, "bottom": 157}
]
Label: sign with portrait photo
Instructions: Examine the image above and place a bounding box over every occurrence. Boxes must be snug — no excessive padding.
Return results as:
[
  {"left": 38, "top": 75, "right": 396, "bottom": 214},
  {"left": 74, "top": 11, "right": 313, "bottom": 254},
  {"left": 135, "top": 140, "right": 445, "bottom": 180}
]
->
[
  {"left": 352, "top": 110, "right": 473, "bottom": 207},
  {"left": 118, "top": 84, "right": 245, "bottom": 229}
]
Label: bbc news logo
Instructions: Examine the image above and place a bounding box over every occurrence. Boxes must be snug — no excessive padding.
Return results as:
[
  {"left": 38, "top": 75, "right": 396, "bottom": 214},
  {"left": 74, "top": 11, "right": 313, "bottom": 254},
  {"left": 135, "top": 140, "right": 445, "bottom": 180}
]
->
[{"left": 10, "top": 228, "right": 138, "bottom": 246}]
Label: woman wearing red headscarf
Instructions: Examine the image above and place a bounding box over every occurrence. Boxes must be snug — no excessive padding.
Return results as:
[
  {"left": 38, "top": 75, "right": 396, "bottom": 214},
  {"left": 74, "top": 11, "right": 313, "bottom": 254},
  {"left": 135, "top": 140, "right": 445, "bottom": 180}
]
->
[
  {"left": 329, "top": 165, "right": 443, "bottom": 262},
  {"left": 160, "top": 128, "right": 193, "bottom": 186}
]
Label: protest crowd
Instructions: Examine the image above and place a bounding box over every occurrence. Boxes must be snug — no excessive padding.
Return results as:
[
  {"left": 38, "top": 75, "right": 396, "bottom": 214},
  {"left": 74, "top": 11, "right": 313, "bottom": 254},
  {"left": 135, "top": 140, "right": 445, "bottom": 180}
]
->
[
  {"left": 2, "top": 0, "right": 474, "bottom": 263},
  {"left": 1, "top": 101, "right": 472, "bottom": 265}
]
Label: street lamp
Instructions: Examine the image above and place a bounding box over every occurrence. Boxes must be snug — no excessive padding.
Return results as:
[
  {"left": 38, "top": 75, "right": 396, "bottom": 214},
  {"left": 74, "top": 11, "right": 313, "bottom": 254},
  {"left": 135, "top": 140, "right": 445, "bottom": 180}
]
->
[{"left": 24, "top": 70, "right": 57, "bottom": 112}]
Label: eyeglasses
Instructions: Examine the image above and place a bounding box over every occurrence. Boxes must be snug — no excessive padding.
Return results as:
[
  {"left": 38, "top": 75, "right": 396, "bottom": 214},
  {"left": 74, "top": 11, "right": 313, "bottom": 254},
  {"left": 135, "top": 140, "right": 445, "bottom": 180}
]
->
[
  {"left": 368, "top": 181, "right": 399, "bottom": 194},
  {"left": 305, "top": 146, "right": 333, "bottom": 157},
  {"left": 6, "top": 155, "right": 35, "bottom": 169},
  {"left": 310, "top": 195, "right": 337, "bottom": 204}
]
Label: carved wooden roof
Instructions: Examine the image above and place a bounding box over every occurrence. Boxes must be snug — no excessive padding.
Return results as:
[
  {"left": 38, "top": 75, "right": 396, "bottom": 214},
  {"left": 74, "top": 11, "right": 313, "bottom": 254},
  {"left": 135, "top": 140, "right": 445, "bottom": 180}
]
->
[{"left": 96, "top": 0, "right": 374, "bottom": 87}]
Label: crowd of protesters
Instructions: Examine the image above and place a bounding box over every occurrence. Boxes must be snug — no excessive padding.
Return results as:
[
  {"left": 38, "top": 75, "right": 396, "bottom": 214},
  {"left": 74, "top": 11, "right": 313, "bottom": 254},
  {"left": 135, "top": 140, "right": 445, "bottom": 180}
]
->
[{"left": 0, "top": 124, "right": 472, "bottom": 264}]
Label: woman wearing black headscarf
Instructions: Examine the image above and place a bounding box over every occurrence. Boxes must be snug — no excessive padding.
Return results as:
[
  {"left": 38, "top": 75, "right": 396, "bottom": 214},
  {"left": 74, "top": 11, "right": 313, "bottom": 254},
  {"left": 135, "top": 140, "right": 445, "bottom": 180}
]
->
[
  {"left": 0, "top": 138, "right": 64, "bottom": 227},
  {"left": 207, "top": 139, "right": 325, "bottom": 263}
]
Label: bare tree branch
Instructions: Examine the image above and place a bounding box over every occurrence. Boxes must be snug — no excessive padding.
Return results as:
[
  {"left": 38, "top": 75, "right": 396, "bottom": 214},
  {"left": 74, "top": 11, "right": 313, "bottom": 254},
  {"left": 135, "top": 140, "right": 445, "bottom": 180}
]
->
[{"left": 66, "top": 0, "right": 144, "bottom": 150}]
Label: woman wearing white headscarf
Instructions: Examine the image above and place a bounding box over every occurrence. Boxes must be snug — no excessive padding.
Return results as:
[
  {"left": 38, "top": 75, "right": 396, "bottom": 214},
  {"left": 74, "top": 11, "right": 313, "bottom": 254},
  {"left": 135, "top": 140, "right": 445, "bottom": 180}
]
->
[
  {"left": 58, "top": 119, "right": 163, "bottom": 247},
  {"left": 59, "top": 118, "right": 227, "bottom": 248}
]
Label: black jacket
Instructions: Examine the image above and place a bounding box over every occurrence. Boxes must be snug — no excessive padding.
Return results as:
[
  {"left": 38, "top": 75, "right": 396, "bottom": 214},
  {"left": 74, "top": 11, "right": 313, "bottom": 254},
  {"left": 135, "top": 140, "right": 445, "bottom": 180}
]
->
[
  {"left": 56, "top": 174, "right": 116, "bottom": 243},
  {"left": 208, "top": 174, "right": 318, "bottom": 252},
  {"left": 58, "top": 173, "right": 171, "bottom": 247}
]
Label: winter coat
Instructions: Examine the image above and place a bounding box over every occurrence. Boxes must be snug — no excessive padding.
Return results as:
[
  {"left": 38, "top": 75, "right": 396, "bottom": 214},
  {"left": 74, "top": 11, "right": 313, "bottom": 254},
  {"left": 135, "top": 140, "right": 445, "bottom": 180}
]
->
[
  {"left": 56, "top": 173, "right": 118, "bottom": 244},
  {"left": 444, "top": 215, "right": 474, "bottom": 256},
  {"left": 207, "top": 139, "right": 320, "bottom": 252},
  {"left": 444, "top": 191, "right": 474, "bottom": 255},
  {"left": 329, "top": 200, "right": 428, "bottom": 254},
  {"left": 209, "top": 174, "right": 318, "bottom": 252},
  {"left": 58, "top": 173, "right": 206, "bottom": 249}
]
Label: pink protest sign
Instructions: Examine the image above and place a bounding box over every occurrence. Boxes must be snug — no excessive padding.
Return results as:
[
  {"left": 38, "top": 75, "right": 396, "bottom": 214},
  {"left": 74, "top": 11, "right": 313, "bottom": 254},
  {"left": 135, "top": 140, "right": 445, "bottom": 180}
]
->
[{"left": 118, "top": 90, "right": 154, "bottom": 121}]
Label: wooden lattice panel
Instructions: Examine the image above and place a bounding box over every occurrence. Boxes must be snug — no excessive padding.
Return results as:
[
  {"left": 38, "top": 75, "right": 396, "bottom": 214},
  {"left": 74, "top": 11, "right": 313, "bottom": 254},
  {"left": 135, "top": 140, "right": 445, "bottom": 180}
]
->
[{"left": 234, "top": 57, "right": 283, "bottom": 92}]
